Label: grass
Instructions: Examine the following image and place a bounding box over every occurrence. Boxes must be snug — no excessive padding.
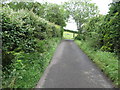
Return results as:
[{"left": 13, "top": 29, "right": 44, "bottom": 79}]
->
[
  {"left": 2, "top": 38, "right": 60, "bottom": 88},
  {"left": 63, "top": 31, "right": 78, "bottom": 40},
  {"left": 75, "top": 40, "right": 119, "bottom": 87}
]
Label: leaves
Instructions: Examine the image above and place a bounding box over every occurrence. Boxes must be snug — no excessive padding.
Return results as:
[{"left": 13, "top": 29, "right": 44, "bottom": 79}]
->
[
  {"left": 2, "top": 5, "right": 62, "bottom": 68},
  {"left": 63, "top": 0, "right": 99, "bottom": 30},
  {"left": 2, "top": 4, "right": 62, "bottom": 88},
  {"left": 5, "top": 2, "right": 68, "bottom": 27}
]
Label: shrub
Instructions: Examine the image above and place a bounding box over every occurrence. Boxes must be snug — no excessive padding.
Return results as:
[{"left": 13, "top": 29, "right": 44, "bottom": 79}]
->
[
  {"left": 1, "top": 6, "right": 62, "bottom": 67},
  {"left": 2, "top": 6, "right": 62, "bottom": 88},
  {"left": 76, "top": 2, "right": 120, "bottom": 55}
]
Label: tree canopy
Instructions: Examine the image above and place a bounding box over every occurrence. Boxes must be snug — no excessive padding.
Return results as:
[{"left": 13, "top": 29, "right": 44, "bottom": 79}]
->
[
  {"left": 5, "top": 1, "right": 69, "bottom": 27},
  {"left": 63, "top": 0, "right": 99, "bottom": 30}
]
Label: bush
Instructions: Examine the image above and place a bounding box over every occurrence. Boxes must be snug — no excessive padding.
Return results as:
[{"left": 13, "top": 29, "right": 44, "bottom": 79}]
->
[
  {"left": 2, "top": 6, "right": 62, "bottom": 88},
  {"left": 1, "top": 6, "right": 62, "bottom": 67},
  {"left": 2, "top": 38, "right": 60, "bottom": 88},
  {"left": 5, "top": 2, "right": 68, "bottom": 27},
  {"left": 76, "top": 2, "right": 120, "bottom": 54}
]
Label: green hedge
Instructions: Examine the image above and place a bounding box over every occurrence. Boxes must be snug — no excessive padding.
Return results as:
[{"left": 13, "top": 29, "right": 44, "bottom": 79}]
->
[
  {"left": 1, "top": 6, "right": 62, "bottom": 88},
  {"left": 76, "top": 2, "right": 120, "bottom": 54},
  {"left": 1, "top": 6, "right": 61, "bottom": 66},
  {"left": 2, "top": 38, "right": 60, "bottom": 88}
]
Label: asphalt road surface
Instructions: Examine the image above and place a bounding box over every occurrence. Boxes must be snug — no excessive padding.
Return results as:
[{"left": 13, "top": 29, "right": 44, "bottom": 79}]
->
[{"left": 36, "top": 40, "right": 114, "bottom": 88}]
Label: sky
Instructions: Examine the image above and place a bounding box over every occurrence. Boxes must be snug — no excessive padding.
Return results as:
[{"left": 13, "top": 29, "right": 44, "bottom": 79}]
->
[
  {"left": 64, "top": 15, "right": 78, "bottom": 31},
  {"left": 91, "top": 0, "right": 112, "bottom": 15}
]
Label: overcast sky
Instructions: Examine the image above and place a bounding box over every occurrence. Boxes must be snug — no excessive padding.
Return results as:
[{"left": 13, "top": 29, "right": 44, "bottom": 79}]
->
[
  {"left": 91, "top": 0, "right": 112, "bottom": 15},
  {"left": 36, "top": 0, "right": 112, "bottom": 15}
]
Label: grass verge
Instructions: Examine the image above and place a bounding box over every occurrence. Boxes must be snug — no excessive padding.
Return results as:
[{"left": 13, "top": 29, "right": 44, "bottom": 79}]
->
[
  {"left": 75, "top": 40, "right": 119, "bottom": 87},
  {"left": 2, "top": 38, "right": 60, "bottom": 88}
]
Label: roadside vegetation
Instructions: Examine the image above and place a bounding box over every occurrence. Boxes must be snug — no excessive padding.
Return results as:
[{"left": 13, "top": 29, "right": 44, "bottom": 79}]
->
[
  {"left": 1, "top": 1, "right": 68, "bottom": 88},
  {"left": 1, "top": 0, "right": 119, "bottom": 88}
]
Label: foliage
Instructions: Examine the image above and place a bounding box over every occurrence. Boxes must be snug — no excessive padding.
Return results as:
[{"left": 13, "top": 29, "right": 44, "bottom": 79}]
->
[
  {"left": 63, "top": 0, "right": 99, "bottom": 30},
  {"left": 43, "top": 3, "right": 68, "bottom": 27},
  {"left": 76, "top": 1, "right": 120, "bottom": 55},
  {"left": 102, "top": 1, "right": 120, "bottom": 54},
  {"left": 1, "top": 7, "right": 61, "bottom": 58},
  {"left": 1, "top": 5, "right": 62, "bottom": 88},
  {"left": 1, "top": 6, "right": 62, "bottom": 66},
  {"left": 74, "top": 2, "right": 120, "bottom": 87},
  {"left": 76, "top": 15, "right": 105, "bottom": 49},
  {"left": 75, "top": 40, "right": 119, "bottom": 87},
  {"left": 2, "top": 38, "right": 60, "bottom": 88},
  {"left": 4, "top": 2, "right": 46, "bottom": 18},
  {"left": 4, "top": 2, "right": 69, "bottom": 27}
]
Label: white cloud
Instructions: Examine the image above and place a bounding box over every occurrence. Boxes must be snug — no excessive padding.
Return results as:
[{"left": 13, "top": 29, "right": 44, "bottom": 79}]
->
[
  {"left": 91, "top": 0, "right": 112, "bottom": 15},
  {"left": 64, "top": 16, "right": 78, "bottom": 31}
]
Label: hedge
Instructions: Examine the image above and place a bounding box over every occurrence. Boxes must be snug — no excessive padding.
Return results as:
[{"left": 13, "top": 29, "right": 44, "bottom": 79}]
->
[{"left": 1, "top": 6, "right": 62, "bottom": 67}]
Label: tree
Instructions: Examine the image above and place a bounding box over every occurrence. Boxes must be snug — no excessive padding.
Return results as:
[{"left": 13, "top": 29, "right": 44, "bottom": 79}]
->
[
  {"left": 6, "top": 2, "right": 45, "bottom": 17},
  {"left": 5, "top": 2, "right": 69, "bottom": 27},
  {"left": 43, "top": 3, "right": 69, "bottom": 27},
  {"left": 103, "top": 1, "right": 120, "bottom": 54},
  {"left": 64, "top": 0, "right": 99, "bottom": 30}
]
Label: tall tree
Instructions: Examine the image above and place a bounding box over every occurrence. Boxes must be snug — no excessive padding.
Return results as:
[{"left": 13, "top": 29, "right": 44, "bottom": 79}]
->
[
  {"left": 64, "top": 0, "right": 99, "bottom": 30},
  {"left": 5, "top": 2, "right": 69, "bottom": 27},
  {"left": 44, "top": 3, "right": 69, "bottom": 27}
]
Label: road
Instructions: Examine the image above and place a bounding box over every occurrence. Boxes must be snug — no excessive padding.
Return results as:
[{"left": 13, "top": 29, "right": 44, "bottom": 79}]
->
[{"left": 36, "top": 40, "right": 114, "bottom": 88}]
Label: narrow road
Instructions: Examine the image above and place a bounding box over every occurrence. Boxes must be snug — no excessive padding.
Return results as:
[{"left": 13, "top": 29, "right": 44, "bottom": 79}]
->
[{"left": 36, "top": 40, "right": 114, "bottom": 88}]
